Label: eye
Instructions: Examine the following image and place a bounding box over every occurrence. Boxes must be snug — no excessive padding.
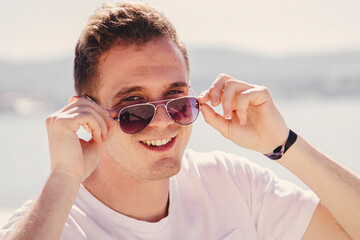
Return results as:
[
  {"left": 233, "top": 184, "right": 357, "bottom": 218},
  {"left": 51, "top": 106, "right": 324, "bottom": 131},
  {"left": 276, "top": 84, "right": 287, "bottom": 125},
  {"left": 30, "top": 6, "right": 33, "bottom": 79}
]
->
[
  {"left": 167, "top": 90, "right": 183, "bottom": 95},
  {"left": 123, "top": 96, "right": 142, "bottom": 102},
  {"left": 113, "top": 96, "right": 144, "bottom": 109}
]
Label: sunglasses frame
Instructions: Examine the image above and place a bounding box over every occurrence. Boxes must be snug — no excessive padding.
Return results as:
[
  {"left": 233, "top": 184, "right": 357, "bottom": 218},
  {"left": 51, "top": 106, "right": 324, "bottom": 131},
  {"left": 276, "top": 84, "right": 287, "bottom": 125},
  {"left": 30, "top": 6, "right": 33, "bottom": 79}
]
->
[{"left": 83, "top": 84, "right": 200, "bottom": 134}]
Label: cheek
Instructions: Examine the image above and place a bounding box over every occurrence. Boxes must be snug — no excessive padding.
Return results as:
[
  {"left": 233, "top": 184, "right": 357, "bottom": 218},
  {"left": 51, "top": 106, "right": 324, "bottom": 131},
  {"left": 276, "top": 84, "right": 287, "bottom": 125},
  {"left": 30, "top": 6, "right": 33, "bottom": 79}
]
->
[
  {"left": 180, "top": 125, "right": 192, "bottom": 146},
  {"left": 106, "top": 131, "right": 138, "bottom": 156}
]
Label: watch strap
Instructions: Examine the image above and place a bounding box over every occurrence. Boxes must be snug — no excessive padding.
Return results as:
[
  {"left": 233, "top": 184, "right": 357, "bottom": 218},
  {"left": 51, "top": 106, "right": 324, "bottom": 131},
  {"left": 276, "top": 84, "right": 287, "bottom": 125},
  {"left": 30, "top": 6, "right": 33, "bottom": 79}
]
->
[{"left": 264, "top": 130, "right": 297, "bottom": 160}]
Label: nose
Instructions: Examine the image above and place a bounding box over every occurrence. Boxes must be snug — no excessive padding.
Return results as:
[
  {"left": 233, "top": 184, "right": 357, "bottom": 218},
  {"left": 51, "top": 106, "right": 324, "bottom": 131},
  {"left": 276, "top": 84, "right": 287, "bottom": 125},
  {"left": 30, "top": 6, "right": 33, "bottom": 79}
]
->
[{"left": 148, "top": 104, "right": 173, "bottom": 128}]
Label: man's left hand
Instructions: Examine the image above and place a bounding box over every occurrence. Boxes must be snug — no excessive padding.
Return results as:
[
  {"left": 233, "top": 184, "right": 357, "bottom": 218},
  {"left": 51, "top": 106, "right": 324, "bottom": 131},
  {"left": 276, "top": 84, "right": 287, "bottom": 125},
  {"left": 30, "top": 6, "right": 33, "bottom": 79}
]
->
[{"left": 198, "top": 74, "right": 289, "bottom": 155}]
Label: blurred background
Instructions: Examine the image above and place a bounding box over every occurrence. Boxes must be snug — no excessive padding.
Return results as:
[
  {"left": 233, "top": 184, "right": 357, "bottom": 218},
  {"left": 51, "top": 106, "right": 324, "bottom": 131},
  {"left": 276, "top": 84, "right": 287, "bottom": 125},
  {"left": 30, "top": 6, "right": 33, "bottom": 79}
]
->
[{"left": 1, "top": 0, "right": 359, "bottom": 227}]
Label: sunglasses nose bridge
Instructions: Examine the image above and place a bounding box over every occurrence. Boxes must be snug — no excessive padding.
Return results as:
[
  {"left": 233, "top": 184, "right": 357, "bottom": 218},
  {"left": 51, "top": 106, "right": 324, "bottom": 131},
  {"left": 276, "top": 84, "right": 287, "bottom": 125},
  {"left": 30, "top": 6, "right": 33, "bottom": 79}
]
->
[
  {"left": 153, "top": 102, "right": 166, "bottom": 110},
  {"left": 151, "top": 102, "right": 173, "bottom": 123},
  {"left": 152, "top": 100, "right": 172, "bottom": 115}
]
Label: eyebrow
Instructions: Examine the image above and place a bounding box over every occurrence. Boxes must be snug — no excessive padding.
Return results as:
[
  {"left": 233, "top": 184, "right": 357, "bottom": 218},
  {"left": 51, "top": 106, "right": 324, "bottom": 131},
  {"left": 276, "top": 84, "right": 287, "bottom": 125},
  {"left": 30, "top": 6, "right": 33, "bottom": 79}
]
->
[
  {"left": 168, "top": 81, "right": 188, "bottom": 88},
  {"left": 113, "top": 81, "right": 188, "bottom": 99},
  {"left": 114, "top": 86, "right": 143, "bottom": 99}
]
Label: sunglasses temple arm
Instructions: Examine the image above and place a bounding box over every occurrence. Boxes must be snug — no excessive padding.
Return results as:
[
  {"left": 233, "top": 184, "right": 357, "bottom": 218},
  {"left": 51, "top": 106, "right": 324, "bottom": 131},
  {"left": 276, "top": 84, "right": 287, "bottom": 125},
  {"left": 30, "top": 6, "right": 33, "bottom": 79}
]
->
[
  {"left": 188, "top": 84, "right": 197, "bottom": 97},
  {"left": 83, "top": 94, "right": 119, "bottom": 120},
  {"left": 83, "top": 94, "right": 96, "bottom": 103}
]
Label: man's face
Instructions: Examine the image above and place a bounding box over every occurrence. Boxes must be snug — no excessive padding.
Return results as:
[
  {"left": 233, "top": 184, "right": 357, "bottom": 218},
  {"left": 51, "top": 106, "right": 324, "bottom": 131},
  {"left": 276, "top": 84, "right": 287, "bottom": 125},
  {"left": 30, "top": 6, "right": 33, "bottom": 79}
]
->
[{"left": 95, "top": 39, "right": 192, "bottom": 180}]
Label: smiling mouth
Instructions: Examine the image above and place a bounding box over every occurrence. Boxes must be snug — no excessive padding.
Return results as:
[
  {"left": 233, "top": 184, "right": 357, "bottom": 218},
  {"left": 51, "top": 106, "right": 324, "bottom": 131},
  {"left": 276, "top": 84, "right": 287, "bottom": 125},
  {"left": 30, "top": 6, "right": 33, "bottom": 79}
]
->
[{"left": 140, "top": 137, "right": 175, "bottom": 147}]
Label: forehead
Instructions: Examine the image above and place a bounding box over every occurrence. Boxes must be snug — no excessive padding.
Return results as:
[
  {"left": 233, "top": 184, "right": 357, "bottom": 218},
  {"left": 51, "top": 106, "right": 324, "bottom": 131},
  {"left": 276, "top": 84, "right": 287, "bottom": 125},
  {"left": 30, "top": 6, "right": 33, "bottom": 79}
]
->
[{"left": 96, "top": 39, "right": 189, "bottom": 92}]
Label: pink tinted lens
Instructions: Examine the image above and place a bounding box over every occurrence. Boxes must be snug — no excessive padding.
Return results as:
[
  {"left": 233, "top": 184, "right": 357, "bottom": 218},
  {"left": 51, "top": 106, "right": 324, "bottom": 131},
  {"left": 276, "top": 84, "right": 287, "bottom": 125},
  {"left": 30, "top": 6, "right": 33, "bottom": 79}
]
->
[
  {"left": 119, "top": 104, "right": 155, "bottom": 134},
  {"left": 167, "top": 97, "right": 199, "bottom": 125},
  {"left": 119, "top": 97, "right": 200, "bottom": 134}
]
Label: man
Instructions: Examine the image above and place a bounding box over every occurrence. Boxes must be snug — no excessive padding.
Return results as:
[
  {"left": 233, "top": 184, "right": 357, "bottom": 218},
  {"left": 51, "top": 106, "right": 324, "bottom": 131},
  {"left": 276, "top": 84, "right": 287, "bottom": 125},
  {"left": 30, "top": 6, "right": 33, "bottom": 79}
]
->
[{"left": 1, "top": 2, "right": 359, "bottom": 239}]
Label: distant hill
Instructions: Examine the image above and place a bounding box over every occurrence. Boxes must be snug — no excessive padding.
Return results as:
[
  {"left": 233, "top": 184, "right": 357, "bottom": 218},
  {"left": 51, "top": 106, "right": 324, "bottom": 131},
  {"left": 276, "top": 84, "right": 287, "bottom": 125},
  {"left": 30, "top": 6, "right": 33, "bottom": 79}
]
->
[
  {"left": 188, "top": 47, "right": 360, "bottom": 98},
  {"left": 1, "top": 47, "right": 359, "bottom": 112}
]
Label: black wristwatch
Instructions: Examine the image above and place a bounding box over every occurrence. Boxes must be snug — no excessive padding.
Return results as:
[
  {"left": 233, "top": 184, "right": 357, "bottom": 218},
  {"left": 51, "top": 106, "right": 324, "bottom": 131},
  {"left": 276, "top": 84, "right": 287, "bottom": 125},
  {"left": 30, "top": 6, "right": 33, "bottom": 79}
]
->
[{"left": 264, "top": 130, "right": 297, "bottom": 160}]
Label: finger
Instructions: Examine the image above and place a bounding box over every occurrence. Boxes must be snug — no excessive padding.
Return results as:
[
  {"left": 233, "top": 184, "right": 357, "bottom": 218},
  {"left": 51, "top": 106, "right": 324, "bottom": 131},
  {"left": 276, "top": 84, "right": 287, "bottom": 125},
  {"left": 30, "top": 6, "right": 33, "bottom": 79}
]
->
[
  {"left": 69, "top": 96, "right": 81, "bottom": 104},
  {"left": 236, "top": 93, "right": 250, "bottom": 126},
  {"left": 68, "top": 106, "right": 109, "bottom": 141},
  {"left": 79, "top": 138, "right": 99, "bottom": 178},
  {"left": 236, "top": 86, "right": 270, "bottom": 125},
  {"left": 70, "top": 97, "right": 116, "bottom": 138},
  {"left": 79, "top": 98, "right": 118, "bottom": 140},
  {"left": 48, "top": 111, "right": 102, "bottom": 143},
  {"left": 107, "top": 120, "right": 117, "bottom": 138},
  {"left": 108, "top": 109, "right": 119, "bottom": 119},
  {"left": 82, "top": 97, "right": 114, "bottom": 123},
  {"left": 221, "top": 84, "right": 237, "bottom": 118},
  {"left": 208, "top": 74, "right": 232, "bottom": 107},
  {"left": 80, "top": 138, "right": 97, "bottom": 154},
  {"left": 66, "top": 97, "right": 114, "bottom": 124},
  {"left": 106, "top": 110, "right": 118, "bottom": 138},
  {"left": 222, "top": 80, "right": 257, "bottom": 118},
  {"left": 69, "top": 111, "right": 103, "bottom": 143},
  {"left": 58, "top": 109, "right": 104, "bottom": 143},
  {"left": 198, "top": 74, "right": 233, "bottom": 104},
  {"left": 200, "top": 103, "right": 229, "bottom": 138},
  {"left": 72, "top": 113, "right": 116, "bottom": 140},
  {"left": 80, "top": 137, "right": 96, "bottom": 148},
  {"left": 198, "top": 90, "right": 210, "bottom": 104},
  {"left": 82, "top": 98, "right": 117, "bottom": 134}
]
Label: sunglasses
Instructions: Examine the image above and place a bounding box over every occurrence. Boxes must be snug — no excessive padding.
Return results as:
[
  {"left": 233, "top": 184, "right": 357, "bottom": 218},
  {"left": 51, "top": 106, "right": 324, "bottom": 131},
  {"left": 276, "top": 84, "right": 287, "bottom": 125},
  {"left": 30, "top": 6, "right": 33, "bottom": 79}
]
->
[{"left": 84, "top": 90, "right": 200, "bottom": 134}]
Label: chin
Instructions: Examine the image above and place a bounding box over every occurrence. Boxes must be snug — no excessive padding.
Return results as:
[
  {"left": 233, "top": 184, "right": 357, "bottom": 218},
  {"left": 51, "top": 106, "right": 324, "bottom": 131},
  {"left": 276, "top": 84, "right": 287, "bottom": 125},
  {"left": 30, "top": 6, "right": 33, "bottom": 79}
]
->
[{"left": 144, "top": 156, "right": 182, "bottom": 180}]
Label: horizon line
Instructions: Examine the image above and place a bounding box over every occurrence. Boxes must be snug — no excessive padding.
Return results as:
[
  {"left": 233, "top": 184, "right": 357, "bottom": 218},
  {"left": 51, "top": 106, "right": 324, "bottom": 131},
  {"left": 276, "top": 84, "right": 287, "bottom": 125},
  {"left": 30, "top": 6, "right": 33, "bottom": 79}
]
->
[{"left": 1, "top": 45, "right": 360, "bottom": 63}]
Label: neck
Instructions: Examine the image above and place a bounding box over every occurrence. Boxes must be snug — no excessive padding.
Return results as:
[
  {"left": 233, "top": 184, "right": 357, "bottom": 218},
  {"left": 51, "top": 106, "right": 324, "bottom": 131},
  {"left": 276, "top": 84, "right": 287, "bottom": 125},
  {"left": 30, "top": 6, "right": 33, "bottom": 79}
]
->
[{"left": 82, "top": 159, "right": 170, "bottom": 222}]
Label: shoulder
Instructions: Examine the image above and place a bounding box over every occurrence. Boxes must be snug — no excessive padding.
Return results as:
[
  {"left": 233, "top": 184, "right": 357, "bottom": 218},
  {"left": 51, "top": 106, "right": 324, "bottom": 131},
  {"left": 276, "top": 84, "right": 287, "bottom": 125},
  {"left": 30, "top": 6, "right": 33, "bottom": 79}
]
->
[
  {"left": 181, "top": 149, "right": 272, "bottom": 182},
  {"left": 178, "top": 149, "right": 272, "bottom": 196},
  {"left": 179, "top": 149, "right": 317, "bottom": 201},
  {"left": 182, "top": 149, "right": 248, "bottom": 171}
]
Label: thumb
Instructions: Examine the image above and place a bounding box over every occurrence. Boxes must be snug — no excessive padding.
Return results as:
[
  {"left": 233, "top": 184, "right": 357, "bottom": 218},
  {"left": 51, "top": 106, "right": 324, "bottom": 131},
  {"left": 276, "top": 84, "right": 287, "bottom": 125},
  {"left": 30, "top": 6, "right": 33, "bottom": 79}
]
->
[
  {"left": 200, "top": 103, "right": 229, "bottom": 137},
  {"left": 80, "top": 138, "right": 99, "bottom": 175},
  {"left": 80, "top": 138, "right": 98, "bottom": 160}
]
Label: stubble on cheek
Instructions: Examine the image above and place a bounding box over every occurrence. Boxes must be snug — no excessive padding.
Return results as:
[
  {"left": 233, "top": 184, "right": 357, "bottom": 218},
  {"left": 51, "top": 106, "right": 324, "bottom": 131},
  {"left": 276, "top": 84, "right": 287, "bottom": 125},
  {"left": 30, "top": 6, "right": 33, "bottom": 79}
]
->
[
  {"left": 99, "top": 136, "right": 180, "bottom": 180},
  {"left": 145, "top": 157, "right": 182, "bottom": 180},
  {"left": 100, "top": 124, "right": 191, "bottom": 180}
]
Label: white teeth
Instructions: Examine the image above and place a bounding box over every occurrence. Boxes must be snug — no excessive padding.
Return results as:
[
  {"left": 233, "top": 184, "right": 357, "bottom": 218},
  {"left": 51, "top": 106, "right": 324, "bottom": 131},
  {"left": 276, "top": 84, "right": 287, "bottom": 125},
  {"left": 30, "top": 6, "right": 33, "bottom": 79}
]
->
[{"left": 141, "top": 138, "right": 172, "bottom": 147}]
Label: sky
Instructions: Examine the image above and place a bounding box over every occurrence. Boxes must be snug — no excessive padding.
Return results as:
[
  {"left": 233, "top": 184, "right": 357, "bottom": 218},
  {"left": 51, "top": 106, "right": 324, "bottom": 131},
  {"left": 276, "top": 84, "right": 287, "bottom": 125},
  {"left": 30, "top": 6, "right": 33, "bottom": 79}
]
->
[{"left": 0, "top": 0, "right": 360, "bottom": 61}]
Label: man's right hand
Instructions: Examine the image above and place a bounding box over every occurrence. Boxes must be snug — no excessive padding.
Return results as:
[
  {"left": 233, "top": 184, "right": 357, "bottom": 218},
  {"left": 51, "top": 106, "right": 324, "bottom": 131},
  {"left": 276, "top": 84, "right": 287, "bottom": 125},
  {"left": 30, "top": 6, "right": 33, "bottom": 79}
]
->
[
  {"left": 45, "top": 96, "right": 116, "bottom": 184},
  {"left": 4, "top": 97, "right": 117, "bottom": 240}
]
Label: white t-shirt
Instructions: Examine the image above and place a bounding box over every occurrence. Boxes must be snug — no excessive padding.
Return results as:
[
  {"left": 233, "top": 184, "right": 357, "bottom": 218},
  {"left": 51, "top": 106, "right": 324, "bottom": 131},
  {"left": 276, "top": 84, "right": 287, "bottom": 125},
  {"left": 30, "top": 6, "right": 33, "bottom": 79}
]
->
[{"left": 1, "top": 150, "right": 319, "bottom": 240}]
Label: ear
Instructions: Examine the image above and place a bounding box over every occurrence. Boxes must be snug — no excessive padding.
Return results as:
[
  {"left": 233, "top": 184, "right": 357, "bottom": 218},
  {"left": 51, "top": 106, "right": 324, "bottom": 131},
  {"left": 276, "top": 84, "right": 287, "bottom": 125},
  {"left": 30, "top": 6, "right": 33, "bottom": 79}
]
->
[{"left": 69, "top": 96, "right": 81, "bottom": 104}]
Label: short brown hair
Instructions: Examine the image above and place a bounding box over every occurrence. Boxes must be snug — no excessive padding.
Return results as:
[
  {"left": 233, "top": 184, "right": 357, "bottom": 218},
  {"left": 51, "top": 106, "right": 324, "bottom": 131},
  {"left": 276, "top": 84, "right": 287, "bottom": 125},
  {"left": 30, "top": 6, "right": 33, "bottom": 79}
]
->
[{"left": 73, "top": 2, "right": 189, "bottom": 97}]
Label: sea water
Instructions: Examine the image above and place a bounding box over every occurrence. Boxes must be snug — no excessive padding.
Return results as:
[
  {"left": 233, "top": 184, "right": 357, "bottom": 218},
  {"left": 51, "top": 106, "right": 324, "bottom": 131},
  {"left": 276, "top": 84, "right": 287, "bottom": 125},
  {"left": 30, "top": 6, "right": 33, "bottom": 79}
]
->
[{"left": 1, "top": 96, "right": 360, "bottom": 227}]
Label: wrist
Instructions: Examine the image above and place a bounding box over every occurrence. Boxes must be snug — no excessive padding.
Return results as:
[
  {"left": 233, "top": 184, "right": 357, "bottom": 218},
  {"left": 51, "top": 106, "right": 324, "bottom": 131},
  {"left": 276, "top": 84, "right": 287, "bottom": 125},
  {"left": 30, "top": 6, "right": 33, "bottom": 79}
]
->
[{"left": 264, "top": 129, "right": 297, "bottom": 160}]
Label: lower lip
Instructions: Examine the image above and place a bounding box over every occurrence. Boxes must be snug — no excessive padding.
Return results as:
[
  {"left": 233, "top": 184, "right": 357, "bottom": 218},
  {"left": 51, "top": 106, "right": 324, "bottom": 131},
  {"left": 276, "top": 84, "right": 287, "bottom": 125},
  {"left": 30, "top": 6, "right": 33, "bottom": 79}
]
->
[{"left": 140, "top": 137, "right": 176, "bottom": 152}]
